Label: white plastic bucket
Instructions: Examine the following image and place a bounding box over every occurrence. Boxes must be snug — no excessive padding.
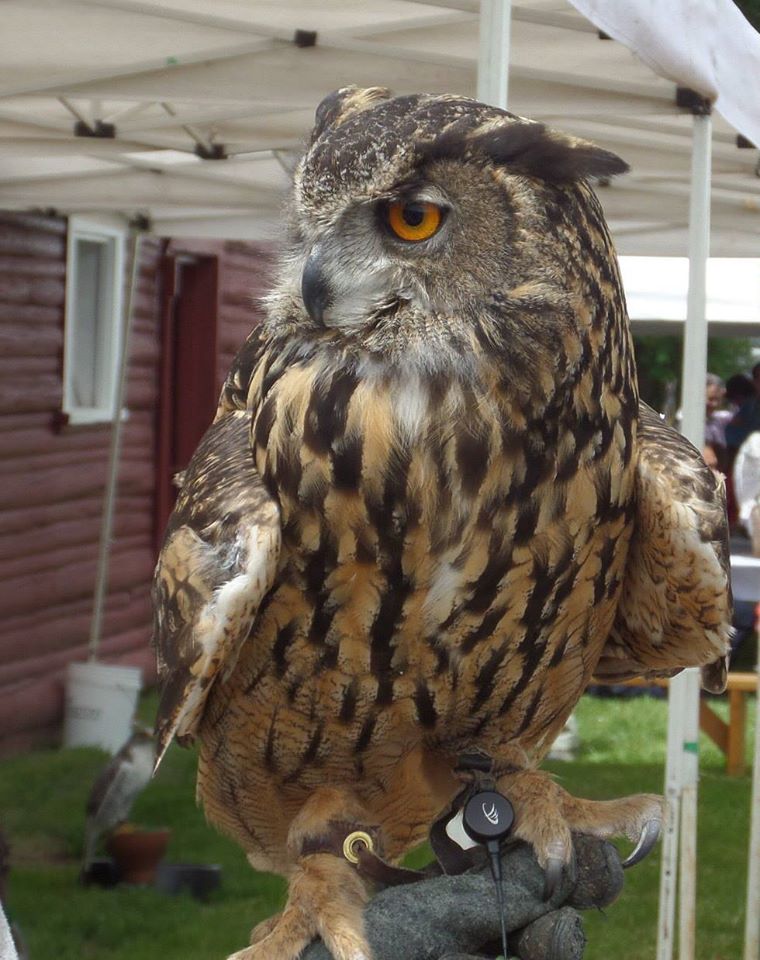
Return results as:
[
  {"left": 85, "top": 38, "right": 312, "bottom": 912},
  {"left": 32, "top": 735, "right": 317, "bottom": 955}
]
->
[{"left": 63, "top": 661, "right": 142, "bottom": 754}]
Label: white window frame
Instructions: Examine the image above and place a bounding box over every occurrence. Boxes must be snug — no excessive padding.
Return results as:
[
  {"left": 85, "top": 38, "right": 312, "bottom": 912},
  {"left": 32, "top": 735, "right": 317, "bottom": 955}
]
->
[{"left": 63, "top": 216, "right": 126, "bottom": 425}]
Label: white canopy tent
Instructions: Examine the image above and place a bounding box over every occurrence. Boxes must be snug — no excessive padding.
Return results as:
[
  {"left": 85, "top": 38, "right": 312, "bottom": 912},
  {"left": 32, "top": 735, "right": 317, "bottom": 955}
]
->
[
  {"left": 1, "top": 2, "right": 759, "bottom": 958},
  {"left": 623, "top": 257, "right": 760, "bottom": 337},
  {"left": 0, "top": 0, "right": 758, "bottom": 256}
]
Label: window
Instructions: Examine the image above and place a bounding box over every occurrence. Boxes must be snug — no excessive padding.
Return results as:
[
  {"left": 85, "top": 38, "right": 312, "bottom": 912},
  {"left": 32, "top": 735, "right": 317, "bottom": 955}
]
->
[{"left": 63, "top": 217, "right": 126, "bottom": 424}]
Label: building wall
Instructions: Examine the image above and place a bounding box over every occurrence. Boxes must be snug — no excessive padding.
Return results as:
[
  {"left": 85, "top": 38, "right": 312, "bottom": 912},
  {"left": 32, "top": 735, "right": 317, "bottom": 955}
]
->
[
  {"left": 217, "top": 240, "right": 276, "bottom": 388},
  {"left": 0, "top": 212, "right": 274, "bottom": 752}
]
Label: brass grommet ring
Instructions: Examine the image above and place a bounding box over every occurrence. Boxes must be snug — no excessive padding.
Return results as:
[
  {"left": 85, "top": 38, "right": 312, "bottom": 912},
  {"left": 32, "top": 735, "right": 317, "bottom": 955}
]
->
[{"left": 342, "top": 830, "right": 374, "bottom": 864}]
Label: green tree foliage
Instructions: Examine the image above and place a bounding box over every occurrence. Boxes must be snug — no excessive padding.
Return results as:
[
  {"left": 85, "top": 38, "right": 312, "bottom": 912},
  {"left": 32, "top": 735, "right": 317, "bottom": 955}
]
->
[
  {"left": 633, "top": 335, "right": 756, "bottom": 412},
  {"left": 736, "top": 0, "right": 760, "bottom": 30}
]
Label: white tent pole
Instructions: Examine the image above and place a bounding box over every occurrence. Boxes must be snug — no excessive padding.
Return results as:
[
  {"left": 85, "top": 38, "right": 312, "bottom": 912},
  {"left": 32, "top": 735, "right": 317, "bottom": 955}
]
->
[
  {"left": 680, "top": 107, "right": 713, "bottom": 960},
  {"left": 88, "top": 228, "right": 142, "bottom": 660},
  {"left": 658, "top": 674, "right": 685, "bottom": 960},
  {"left": 677, "top": 667, "right": 702, "bottom": 960},
  {"left": 477, "top": 0, "right": 511, "bottom": 109},
  {"left": 657, "top": 105, "right": 712, "bottom": 960},
  {"left": 680, "top": 111, "right": 711, "bottom": 449},
  {"left": 744, "top": 626, "right": 760, "bottom": 960},
  {"left": 677, "top": 107, "right": 713, "bottom": 960}
]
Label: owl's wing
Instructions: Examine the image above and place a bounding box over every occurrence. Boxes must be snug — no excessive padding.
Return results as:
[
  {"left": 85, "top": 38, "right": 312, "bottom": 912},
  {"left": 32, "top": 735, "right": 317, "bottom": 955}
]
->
[
  {"left": 595, "top": 402, "right": 732, "bottom": 693},
  {"left": 152, "top": 410, "right": 280, "bottom": 767}
]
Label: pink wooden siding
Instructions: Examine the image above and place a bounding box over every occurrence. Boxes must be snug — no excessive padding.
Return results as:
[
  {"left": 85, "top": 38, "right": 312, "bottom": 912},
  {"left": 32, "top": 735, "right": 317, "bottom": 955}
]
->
[
  {"left": 0, "top": 212, "right": 274, "bottom": 753},
  {"left": 217, "top": 241, "right": 274, "bottom": 388}
]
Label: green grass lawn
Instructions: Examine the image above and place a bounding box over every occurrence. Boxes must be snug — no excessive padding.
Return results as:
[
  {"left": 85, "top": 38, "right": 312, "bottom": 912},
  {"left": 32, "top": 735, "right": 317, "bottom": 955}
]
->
[{"left": 0, "top": 690, "right": 755, "bottom": 960}]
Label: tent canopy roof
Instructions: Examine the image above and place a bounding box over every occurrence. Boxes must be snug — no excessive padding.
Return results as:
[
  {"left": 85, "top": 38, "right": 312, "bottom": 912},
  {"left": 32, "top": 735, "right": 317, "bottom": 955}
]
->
[{"left": 1, "top": 0, "right": 759, "bottom": 255}]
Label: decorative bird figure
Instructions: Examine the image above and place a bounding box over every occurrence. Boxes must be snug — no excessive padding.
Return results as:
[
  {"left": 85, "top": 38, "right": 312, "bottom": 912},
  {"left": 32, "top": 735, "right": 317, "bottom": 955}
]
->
[
  {"left": 152, "top": 88, "right": 731, "bottom": 960},
  {"left": 81, "top": 728, "right": 156, "bottom": 876}
]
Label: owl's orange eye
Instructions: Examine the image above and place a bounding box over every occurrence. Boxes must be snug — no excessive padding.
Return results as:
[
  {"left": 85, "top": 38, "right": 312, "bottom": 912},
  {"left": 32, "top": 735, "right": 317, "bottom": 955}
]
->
[{"left": 385, "top": 200, "right": 443, "bottom": 242}]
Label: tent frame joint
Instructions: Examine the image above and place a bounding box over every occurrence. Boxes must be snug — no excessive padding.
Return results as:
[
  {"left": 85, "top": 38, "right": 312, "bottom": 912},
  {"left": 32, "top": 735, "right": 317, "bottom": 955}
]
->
[
  {"left": 294, "top": 29, "right": 317, "bottom": 48},
  {"left": 129, "top": 213, "right": 152, "bottom": 232},
  {"left": 74, "top": 118, "right": 116, "bottom": 139},
  {"left": 194, "top": 142, "right": 227, "bottom": 161},
  {"left": 675, "top": 87, "right": 713, "bottom": 116}
]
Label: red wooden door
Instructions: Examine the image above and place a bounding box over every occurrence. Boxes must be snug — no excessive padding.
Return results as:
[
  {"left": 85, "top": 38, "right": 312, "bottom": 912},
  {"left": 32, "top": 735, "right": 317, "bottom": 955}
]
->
[{"left": 155, "top": 251, "right": 220, "bottom": 550}]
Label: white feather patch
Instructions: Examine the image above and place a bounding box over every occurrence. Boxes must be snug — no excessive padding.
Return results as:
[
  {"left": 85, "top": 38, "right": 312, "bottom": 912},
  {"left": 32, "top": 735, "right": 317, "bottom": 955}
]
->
[
  {"left": 423, "top": 562, "right": 462, "bottom": 627},
  {"left": 174, "top": 522, "right": 279, "bottom": 741},
  {"left": 394, "top": 374, "right": 428, "bottom": 440}
]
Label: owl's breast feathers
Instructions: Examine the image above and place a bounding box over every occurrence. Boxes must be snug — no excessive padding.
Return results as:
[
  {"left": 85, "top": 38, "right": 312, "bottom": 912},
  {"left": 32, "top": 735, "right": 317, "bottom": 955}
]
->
[
  {"left": 154, "top": 298, "right": 730, "bottom": 773},
  {"left": 196, "top": 309, "right": 639, "bottom": 754}
]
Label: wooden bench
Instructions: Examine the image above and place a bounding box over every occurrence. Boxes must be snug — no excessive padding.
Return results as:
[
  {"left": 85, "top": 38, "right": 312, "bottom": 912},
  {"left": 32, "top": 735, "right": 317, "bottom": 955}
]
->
[
  {"left": 609, "top": 672, "right": 757, "bottom": 776},
  {"left": 700, "top": 672, "right": 757, "bottom": 776}
]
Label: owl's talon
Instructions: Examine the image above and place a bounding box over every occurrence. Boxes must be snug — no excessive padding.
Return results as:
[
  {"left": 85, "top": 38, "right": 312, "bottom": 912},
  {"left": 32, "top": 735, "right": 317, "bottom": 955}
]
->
[{"left": 622, "top": 818, "right": 661, "bottom": 868}]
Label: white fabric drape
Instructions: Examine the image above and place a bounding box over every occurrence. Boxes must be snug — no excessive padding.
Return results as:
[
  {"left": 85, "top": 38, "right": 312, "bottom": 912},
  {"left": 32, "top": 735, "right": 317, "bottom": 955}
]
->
[{"left": 568, "top": 0, "right": 760, "bottom": 147}]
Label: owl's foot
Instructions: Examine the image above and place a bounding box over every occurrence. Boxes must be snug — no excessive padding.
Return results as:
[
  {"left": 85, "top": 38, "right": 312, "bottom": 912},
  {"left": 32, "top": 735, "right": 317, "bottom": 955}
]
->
[
  {"left": 231, "top": 788, "right": 375, "bottom": 960},
  {"left": 249, "top": 912, "right": 280, "bottom": 945},
  {"left": 495, "top": 766, "right": 663, "bottom": 898},
  {"left": 229, "top": 854, "right": 371, "bottom": 960}
]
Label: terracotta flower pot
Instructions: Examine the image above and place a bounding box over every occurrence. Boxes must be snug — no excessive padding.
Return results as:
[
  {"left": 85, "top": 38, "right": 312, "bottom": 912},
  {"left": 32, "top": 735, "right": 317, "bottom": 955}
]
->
[{"left": 106, "top": 827, "right": 171, "bottom": 885}]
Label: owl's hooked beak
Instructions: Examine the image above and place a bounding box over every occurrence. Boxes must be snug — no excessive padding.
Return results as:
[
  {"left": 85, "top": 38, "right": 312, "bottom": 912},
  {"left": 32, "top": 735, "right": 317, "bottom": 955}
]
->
[{"left": 301, "top": 249, "right": 331, "bottom": 325}]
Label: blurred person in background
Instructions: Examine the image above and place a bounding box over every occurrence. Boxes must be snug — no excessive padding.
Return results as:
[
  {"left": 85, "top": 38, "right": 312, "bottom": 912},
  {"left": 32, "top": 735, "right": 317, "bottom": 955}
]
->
[
  {"left": 722, "top": 372, "right": 756, "bottom": 526},
  {"left": 703, "top": 372, "right": 732, "bottom": 474},
  {"left": 726, "top": 362, "right": 760, "bottom": 454},
  {"left": 724, "top": 372, "right": 755, "bottom": 414}
]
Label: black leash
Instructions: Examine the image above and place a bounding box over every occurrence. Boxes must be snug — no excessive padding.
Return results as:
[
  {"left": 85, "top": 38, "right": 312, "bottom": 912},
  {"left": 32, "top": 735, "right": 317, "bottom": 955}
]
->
[
  {"left": 428, "top": 751, "right": 516, "bottom": 958},
  {"left": 461, "top": 788, "right": 515, "bottom": 959}
]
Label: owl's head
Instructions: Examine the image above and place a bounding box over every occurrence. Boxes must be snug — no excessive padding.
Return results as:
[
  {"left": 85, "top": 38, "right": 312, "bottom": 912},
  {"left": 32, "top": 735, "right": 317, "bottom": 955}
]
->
[{"left": 272, "top": 87, "right": 628, "bottom": 356}]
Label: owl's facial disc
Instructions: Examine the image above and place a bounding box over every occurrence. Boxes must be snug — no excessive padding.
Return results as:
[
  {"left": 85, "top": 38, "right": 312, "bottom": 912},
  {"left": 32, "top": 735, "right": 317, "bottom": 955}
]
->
[
  {"left": 299, "top": 240, "right": 405, "bottom": 329},
  {"left": 299, "top": 187, "right": 450, "bottom": 329}
]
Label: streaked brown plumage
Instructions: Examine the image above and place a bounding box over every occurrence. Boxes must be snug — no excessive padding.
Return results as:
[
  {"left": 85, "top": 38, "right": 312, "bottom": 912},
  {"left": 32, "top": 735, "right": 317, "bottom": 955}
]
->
[{"left": 152, "top": 88, "right": 731, "bottom": 960}]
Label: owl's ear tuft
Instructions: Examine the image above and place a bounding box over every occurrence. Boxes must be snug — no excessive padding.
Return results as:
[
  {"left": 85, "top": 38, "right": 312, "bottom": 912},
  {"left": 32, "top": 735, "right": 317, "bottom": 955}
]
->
[
  {"left": 422, "top": 118, "right": 628, "bottom": 182},
  {"left": 311, "top": 86, "right": 392, "bottom": 144},
  {"left": 476, "top": 124, "right": 629, "bottom": 181}
]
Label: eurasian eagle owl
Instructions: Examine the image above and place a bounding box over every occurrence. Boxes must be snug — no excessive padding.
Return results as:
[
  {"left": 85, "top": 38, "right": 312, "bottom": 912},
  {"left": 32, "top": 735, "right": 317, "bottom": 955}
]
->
[{"left": 153, "top": 87, "right": 731, "bottom": 960}]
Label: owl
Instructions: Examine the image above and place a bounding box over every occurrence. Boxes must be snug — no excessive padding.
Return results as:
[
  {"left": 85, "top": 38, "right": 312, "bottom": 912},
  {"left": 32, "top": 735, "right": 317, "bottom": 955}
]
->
[{"left": 152, "top": 87, "right": 731, "bottom": 960}]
